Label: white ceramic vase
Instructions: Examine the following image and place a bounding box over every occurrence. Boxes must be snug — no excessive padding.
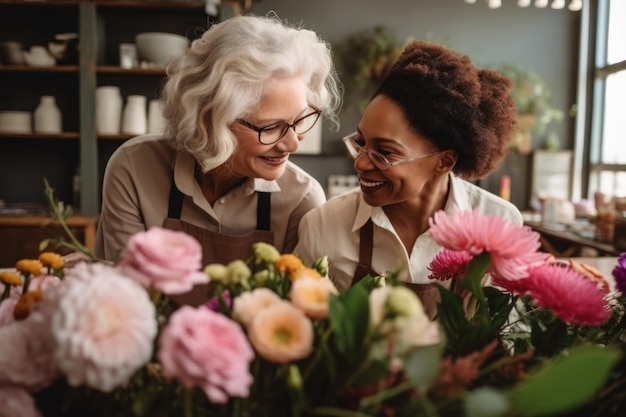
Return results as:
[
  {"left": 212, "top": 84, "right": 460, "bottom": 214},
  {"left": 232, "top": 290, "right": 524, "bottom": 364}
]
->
[
  {"left": 96, "top": 86, "right": 122, "bottom": 135},
  {"left": 34, "top": 95, "right": 62, "bottom": 133},
  {"left": 121, "top": 95, "right": 147, "bottom": 135},
  {"left": 148, "top": 99, "right": 166, "bottom": 134}
]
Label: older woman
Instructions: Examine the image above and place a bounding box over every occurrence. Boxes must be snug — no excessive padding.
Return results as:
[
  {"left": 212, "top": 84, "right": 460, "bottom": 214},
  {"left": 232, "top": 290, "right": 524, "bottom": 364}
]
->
[
  {"left": 294, "top": 41, "right": 521, "bottom": 317},
  {"left": 93, "top": 15, "right": 342, "bottom": 303}
]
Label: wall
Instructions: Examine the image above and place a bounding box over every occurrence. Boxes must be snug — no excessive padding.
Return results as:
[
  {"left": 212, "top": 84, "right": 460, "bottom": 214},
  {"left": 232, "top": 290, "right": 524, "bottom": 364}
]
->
[{"left": 250, "top": 0, "right": 581, "bottom": 209}]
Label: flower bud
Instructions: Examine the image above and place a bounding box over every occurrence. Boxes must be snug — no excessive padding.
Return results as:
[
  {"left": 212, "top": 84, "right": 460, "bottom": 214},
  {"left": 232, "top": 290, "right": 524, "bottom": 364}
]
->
[
  {"left": 311, "top": 255, "right": 329, "bottom": 277},
  {"left": 204, "top": 263, "right": 228, "bottom": 283},
  {"left": 252, "top": 242, "right": 281, "bottom": 264},
  {"left": 227, "top": 260, "right": 251, "bottom": 284},
  {"left": 385, "top": 286, "right": 424, "bottom": 319}
]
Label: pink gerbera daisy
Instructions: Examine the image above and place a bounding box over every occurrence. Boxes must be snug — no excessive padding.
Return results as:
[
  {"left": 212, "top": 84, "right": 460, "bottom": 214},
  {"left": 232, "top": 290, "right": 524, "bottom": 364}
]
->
[
  {"left": 429, "top": 210, "right": 549, "bottom": 281},
  {"left": 427, "top": 249, "right": 473, "bottom": 281},
  {"left": 524, "top": 263, "right": 611, "bottom": 326}
]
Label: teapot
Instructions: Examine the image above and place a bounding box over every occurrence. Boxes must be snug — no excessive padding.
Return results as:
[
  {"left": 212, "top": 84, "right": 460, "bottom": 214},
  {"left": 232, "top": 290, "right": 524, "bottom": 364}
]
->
[{"left": 22, "top": 45, "right": 56, "bottom": 67}]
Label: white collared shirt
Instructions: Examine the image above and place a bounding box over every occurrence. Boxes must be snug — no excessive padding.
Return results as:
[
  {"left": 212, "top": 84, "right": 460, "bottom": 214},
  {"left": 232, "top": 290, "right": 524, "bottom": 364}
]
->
[{"left": 294, "top": 173, "right": 523, "bottom": 290}]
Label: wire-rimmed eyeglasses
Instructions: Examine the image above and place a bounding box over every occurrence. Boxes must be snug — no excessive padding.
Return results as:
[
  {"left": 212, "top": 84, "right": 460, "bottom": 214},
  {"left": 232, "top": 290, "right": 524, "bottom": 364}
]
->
[
  {"left": 342, "top": 132, "right": 443, "bottom": 171},
  {"left": 237, "top": 107, "right": 322, "bottom": 145}
]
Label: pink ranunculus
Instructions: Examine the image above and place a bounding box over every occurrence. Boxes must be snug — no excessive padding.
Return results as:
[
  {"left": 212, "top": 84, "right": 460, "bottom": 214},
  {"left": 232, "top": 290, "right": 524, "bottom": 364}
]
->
[
  {"left": 427, "top": 249, "right": 473, "bottom": 281},
  {"left": 0, "top": 312, "right": 59, "bottom": 391},
  {"left": 46, "top": 262, "right": 157, "bottom": 392},
  {"left": 118, "top": 227, "right": 209, "bottom": 294},
  {"left": 429, "top": 210, "right": 549, "bottom": 281},
  {"left": 524, "top": 263, "right": 611, "bottom": 326},
  {"left": 0, "top": 384, "right": 42, "bottom": 417},
  {"left": 158, "top": 306, "right": 254, "bottom": 404},
  {"left": 232, "top": 288, "right": 282, "bottom": 328}
]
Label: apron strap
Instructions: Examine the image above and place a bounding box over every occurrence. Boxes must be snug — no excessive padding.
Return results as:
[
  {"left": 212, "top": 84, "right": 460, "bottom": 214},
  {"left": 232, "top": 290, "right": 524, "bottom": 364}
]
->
[
  {"left": 256, "top": 191, "right": 271, "bottom": 231},
  {"left": 359, "top": 218, "right": 374, "bottom": 265},
  {"left": 167, "top": 177, "right": 271, "bottom": 231}
]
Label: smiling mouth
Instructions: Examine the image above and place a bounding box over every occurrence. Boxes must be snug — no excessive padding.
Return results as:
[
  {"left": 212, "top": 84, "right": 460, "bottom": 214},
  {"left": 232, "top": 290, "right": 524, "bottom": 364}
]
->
[
  {"left": 360, "top": 179, "right": 384, "bottom": 188},
  {"left": 260, "top": 155, "right": 288, "bottom": 165}
]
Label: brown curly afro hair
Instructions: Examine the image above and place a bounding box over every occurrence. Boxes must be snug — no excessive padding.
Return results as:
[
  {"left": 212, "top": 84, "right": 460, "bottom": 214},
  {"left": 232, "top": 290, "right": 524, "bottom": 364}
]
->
[{"left": 374, "top": 40, "right": 517, "bottom": 179}]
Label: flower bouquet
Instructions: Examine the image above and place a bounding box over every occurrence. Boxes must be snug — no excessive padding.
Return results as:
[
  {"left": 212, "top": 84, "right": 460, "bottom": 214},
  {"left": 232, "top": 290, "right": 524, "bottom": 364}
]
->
[{"left": 1, "top": 184, "right": 625, "bottom": 417}]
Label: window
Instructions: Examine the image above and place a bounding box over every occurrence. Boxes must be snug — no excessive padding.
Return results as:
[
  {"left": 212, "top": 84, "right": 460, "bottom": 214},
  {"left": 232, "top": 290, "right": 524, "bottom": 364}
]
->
[{"left": 587, "top": 0, "right": 626, "bottom": 198}]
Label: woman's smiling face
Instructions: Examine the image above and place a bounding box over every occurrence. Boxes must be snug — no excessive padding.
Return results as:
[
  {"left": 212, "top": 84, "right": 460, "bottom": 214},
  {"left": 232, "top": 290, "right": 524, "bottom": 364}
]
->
[
  {"left": 353, "top": 95, "right": 444, "bottom": 207},
  {"left": 229, "top": 76, "right": 311, "bottom": 181}
]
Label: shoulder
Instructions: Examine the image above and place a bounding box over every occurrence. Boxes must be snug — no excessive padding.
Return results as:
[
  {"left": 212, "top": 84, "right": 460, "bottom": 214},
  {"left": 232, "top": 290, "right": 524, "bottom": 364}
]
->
[
  {"left": 109, "top": 134, "right": 175, "bottom": 164},
  {"left": 452, "top": 176, "right": 523, "bottom": 225},
  {"left": 302, "top": 188, "right": 361, "bottom": 222},
  {"left": 277, "top": 161, "right": 326, "bottom": 199}
]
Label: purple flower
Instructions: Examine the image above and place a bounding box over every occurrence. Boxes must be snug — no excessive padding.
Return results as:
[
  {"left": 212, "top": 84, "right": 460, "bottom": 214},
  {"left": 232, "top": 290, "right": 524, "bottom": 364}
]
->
[
  {"left": 205, "top": 290, "right": 231, "bottom": 312},
  {"left": 612, "top": 253, "right": 626, "bottom": 293}
]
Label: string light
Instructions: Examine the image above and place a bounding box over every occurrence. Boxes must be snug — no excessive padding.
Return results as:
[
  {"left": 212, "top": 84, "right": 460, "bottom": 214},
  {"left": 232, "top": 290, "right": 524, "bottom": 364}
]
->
[{"left": 464, "top": 0, "right": 582, "bottom": 11}]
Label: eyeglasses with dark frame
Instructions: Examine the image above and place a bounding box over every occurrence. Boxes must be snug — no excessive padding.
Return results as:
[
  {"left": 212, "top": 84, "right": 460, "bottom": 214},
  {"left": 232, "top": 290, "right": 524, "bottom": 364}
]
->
[
  {"left": 237, "top": 107, "right": 322, "bottom": 145},
  {"left": 342, "top": 131, "right": 443, "bottom": 171}
]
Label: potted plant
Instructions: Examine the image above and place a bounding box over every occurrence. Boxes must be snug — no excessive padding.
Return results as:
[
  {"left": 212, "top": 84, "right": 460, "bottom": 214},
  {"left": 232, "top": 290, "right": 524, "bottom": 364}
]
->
[{"left": 497, "top": 64, "right": 564, "bottom": 154}]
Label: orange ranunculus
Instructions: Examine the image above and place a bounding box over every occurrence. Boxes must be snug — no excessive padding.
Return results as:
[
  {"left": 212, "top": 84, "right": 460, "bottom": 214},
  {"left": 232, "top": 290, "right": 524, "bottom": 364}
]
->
[
  {"left": 275, "top": 254, "right": 303, "bottom": 275},
  {"left": 290, "top": 267, "right": 322, "bottom": 283},
  {"left": 13, "top": 290, "right": 43, "bottom": 320},
  {"left": 0, "top": 271, "right": 22, "bottom": 287}
]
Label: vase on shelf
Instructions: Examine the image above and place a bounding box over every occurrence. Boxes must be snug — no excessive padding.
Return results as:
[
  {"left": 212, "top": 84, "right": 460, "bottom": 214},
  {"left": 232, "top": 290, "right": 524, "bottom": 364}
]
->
[
  {"left": 96, "top": 86, "right": 123, "bottom": 135},
  {"left": 121, "top": 95, "right": 147, "bottom": 135},
  {"left": 33, "top": 95, "right": 62, "bottom": 134}
]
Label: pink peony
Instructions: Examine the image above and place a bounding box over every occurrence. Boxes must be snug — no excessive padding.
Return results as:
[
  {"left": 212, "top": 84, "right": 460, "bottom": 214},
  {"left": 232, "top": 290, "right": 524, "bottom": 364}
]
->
[
  {"left": 27, "top": 274, "right": 61, "bottom": 292},
  {"left": 524, "top": 263, "right": 611, "bottom": 326},
  {"left": 0, "top": 298, "right": 17, "bottom": 324},
  {"left": 158, "top": 306, "right": 254, "bottom": 404},
  {"left": 0, "top": 384, "right": 42, "bottom": 417},
  {"left": 45, "top": 262, "right": 157, "bottom": 392},
  {"left": 427, "top": 249, "right": 473, "bottom": 281},
  {"left": 0, "top": 312, "right": 58, "bottom": 391},
  {"left": 429, "top": 210, "right": 549, "bottom": 281},
  {"left": 247, "top": 301, "right": 314, "bottom": 364},
  {"left": 119, "top": 227, "right": 208, "bottom": 294}
]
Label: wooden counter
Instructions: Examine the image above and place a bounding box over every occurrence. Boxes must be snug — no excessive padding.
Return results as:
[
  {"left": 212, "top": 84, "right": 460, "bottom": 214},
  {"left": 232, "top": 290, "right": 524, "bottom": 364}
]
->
[{"left": 525, "top": 221, "right": 622, "bottom": 257}]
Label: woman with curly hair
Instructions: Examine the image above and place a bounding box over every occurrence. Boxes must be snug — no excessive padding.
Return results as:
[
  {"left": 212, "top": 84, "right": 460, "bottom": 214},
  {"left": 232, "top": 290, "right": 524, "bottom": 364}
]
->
[
  {"left": 294, "top": 41, "right": 521, "bottom": 317},
  {"left": 93, "top": 14, "right": 342, "bottom": 304}
]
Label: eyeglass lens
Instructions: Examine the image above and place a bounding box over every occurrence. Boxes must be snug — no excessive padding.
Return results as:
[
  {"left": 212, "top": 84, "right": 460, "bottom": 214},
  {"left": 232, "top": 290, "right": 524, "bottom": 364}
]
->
[
  {"left": 259, "top": 111, "right": 320, "bottom": 144},
  {"left": 343, "top": 136, "right": 391, "bottom": 170}
]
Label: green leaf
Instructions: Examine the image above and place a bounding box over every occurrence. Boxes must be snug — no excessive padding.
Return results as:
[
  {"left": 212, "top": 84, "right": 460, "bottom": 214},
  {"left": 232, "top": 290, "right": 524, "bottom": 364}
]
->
[
  {"left": 511, "top": 345, "right": 622, "bottom": 416},
  {"left": 328, "top": 284, "right": 369, "bottom": 355},
  {"left": 465, "top": 387, "right": 510, "bottom": 417},
  {"left": 403, "top": 343, "right": 442, "bottom": 391}
]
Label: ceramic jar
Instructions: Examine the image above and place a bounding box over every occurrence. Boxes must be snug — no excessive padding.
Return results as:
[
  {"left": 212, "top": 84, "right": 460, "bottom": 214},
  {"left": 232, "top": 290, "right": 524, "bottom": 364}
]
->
[
  {"left": 34, "top": 95, "right": 62, "bottom": 133},
  {"left": 96, "top": 86, "right": 122, "bottom": 135},
  {"left": 147, "top": 99, "right": 166, "bottom": 134},
  {"left": 121, "top": 95, "right": 147, "bottom": 135}
]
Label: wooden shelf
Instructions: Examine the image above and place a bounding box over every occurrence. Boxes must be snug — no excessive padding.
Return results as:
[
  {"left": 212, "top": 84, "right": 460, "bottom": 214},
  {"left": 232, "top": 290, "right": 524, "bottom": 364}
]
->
[
  {"left": 525, "top": 221, "right": 622, "bottom": 257},
  {"left": 96, "top": 65, "right": 166, "bottom": 75},
  {"left": 0, "top": 132, "right": 80, "bottom": 139},
  {"left": 0, "top": 65, "right": 79, "bottom": 73}
]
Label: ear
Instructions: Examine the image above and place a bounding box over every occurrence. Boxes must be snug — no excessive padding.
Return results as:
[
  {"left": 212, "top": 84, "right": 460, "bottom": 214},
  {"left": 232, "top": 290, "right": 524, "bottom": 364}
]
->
[{"left": 436, "top": 150, "right": 457, "bottom": 173}]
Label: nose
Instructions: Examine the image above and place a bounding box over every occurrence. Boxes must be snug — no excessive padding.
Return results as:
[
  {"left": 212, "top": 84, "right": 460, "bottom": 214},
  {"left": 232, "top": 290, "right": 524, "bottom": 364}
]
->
[
  {"left": 353, "top": 149, "right": 376, "bottom": 171},
  {"left": 274, "top": 128, "right": 300, "bottom": 153}
]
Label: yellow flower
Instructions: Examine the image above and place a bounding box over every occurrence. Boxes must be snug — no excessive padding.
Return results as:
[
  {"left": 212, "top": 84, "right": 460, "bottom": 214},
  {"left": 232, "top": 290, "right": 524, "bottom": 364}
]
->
[
  {"left": 38, "top": 252, "right": 65, "bottom": 270},
  {"left": 0, "top": 271, "right": 22, "bottom": 286},
  {"left": 247, "top": 301, "right": 314, "bottom": 364},
  {"left": 275, "top": 254, "right": 304, "bottom": 275},
  {"left": 13, "top": 290, "right": 43, "bottom": 320},
  {"left": 385, "top": 286, "right": 425, "bottom": 320},
  {"left": 204, "top": 263, "right": 228, "bottom": 283},
  {"left": 226, "top": 260, "right": 251, "bottom": 285},
  {"left": 15, "top": 259, "right": 43, "bottom": 276},
  {"left": 251, "top": 242, "right": 281, "bottom": 264},
  {"left": 290, "top": 276, "right": 338, "bottom": 319},
  {"left": 290, "top": 267, "right": 322, "bottom": 283}
]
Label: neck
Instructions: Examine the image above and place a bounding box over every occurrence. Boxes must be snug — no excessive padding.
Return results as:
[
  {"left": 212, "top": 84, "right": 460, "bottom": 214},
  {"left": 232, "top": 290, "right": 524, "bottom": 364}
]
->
[{"left": 195, "top": 165, "right": 246, "bottom": 205}]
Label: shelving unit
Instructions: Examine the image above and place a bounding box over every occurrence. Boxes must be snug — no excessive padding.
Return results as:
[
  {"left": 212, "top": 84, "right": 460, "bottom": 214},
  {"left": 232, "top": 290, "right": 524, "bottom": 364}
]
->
[
  {"left": 0, "top": 0, "right": 213, "bottom": 219},
  {"left": 0, "top": 0, "right": 220, "bottom": 260}
]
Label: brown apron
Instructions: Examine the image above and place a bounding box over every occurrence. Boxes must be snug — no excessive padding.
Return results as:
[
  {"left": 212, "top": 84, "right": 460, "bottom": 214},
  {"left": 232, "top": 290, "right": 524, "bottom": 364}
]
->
[
  {"left": 163, "top": 180, "right": 274, "bottom": 306},
  {"left": 351, "top": 218, "right": 473, "bottom": 320}
]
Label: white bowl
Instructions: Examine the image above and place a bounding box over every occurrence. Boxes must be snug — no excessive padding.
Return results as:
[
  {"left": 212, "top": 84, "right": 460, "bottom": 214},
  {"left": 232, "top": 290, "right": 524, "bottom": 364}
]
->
[
  {"left": 135, "top": 32, "right": 189, "bottom": 67},
  {"left": 0, "top": 111, "right": 32, "bottom": 133}
]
